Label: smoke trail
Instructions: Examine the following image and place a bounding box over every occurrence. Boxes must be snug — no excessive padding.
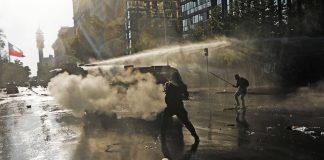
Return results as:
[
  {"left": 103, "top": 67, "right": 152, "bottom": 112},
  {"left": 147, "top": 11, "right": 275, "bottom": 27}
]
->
[{"left": 48, "top": 70, "right": 165, "bottom": 120}]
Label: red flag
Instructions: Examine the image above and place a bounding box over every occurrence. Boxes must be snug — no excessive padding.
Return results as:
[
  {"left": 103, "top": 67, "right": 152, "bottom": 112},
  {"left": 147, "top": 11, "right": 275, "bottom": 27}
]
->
[{"left": 8, "top": 42, "right": 25, "bottom": 57}]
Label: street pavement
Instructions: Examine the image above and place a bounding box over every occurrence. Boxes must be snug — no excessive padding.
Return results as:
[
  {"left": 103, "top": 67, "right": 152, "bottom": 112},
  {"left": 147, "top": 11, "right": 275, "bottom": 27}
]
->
[{"left": 0, "top": 87, "right": 324, "bottom": 160}]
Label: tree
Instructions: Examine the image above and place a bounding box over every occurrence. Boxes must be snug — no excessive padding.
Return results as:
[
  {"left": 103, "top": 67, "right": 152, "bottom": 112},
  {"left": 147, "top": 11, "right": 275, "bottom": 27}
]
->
[
  {"left": 0, "top": 32, "right": 31, "bottom": 87},
  {"left": 188, "top": 23, "right": 209, "bottom": 41},
  {"left": 0, "top": 29, "right": 5, "bottom": 48},
  {"left": 14, "top": 59, "right": 23, "bottom": 66},
  {"left": 0, "top": 29, "right": 5, "bottom": 59},
  {"left": 0, "top": 60, "right": 31, "bottom": 87},
  {"left": 209, "top": 6, "right": 225, "bottom": 35}
]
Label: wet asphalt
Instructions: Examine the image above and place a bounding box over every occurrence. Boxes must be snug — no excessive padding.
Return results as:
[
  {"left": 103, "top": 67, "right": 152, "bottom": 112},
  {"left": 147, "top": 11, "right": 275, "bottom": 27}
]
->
[{"left": 0, "top": 87, "right": 324, "bottom": 160}]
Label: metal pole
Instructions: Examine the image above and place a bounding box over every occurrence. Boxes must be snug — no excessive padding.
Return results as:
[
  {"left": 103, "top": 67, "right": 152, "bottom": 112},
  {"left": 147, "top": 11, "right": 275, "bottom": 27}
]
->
[
  {"left": 204, "top": 48, "right": 212, "bottom": 140},
  {"left": 204, "top": 48, "right": 209, "bottom": 90}
]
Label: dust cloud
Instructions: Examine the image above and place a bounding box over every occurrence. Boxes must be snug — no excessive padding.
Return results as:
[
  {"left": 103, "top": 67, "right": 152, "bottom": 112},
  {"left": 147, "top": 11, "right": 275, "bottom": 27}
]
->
[{"left": 48, "top": 70, "right": 165, "bottom": 120}]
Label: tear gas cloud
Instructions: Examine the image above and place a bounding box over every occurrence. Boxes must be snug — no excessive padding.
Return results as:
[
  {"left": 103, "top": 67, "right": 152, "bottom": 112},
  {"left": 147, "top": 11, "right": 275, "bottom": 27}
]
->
[{"left": 48, "top": 71, "right": 165, "bottom": 119}]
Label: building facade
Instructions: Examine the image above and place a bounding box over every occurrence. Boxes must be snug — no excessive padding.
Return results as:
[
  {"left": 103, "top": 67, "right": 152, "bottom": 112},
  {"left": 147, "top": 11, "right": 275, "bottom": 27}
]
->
[
  {"left": 125, "top": 0, "right": 182, "bottom": 55},
  {"left": 36, "top": 29, "right": 55, "bottom": 81},
  {"left": 180, "top": 0, "right": 220, "bottom": 36},
  {"left": 72, "top": 0, "right": 126, "bottom": 60},
  {"left": 36, "top": 29, "right": 44, "bottom": 63},
  {"left": 180, "top": 0, "right": 315, "bottom": 37},
  {"left": 52, "top": 27, "right": 77, "bottom": 67}
]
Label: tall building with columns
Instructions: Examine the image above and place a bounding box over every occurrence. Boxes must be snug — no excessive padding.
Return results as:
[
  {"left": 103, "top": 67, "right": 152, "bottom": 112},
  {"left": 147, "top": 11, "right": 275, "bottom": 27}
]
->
[
  {"left": 36, "top": 28, "right": 44, "bottom": 64},
  {"left": 36, "top": 29, "right": 55, "bottom": 81}
]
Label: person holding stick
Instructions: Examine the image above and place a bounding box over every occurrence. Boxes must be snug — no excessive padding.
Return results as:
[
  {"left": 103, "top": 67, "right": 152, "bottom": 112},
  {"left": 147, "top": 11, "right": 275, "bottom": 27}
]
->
[
  {"left": 232, "top": 74, "right": 249, "bottom": 108},
  {"left": 208, "top": 72, "right": 249, "bottom": 108}
]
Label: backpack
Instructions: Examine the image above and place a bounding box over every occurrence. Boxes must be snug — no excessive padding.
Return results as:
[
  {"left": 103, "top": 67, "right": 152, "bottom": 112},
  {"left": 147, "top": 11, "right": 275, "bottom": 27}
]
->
[
  {"left": 241, "top": 78, "right": 249, "bottom": 88},
  {"left": 164, "top": 81, "right": 189, "bottom": 101}
]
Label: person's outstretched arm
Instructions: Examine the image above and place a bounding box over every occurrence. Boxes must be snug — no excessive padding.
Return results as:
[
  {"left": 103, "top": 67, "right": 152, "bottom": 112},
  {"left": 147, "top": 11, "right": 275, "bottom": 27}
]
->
[
  {"left": 182, "top": 84, "right": 189, "bottom": 100},
  {"left": 232, "top": 81, "right": 239, "bottom": 88}
]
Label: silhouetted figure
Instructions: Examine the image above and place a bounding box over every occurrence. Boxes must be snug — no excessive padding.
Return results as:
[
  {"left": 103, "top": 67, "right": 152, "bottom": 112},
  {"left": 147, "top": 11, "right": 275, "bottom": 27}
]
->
[
  {"left": 232, "top": 74, "right": 249, "bottom": 108},
  {"left": 161, "top": 72, "right": 199, "bottom": 143}
]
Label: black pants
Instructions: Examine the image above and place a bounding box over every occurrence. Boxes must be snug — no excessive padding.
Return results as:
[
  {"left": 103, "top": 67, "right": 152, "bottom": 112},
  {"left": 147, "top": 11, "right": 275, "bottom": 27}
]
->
[{"left": 161, "top": 104, "right": 198, "bottom": 139}]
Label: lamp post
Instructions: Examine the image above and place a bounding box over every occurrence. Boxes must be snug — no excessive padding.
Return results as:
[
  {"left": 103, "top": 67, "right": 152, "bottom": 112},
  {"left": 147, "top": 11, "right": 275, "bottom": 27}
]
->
[
  {"left": 204, "top": 48, "right": 212, "bottom": 140},
  {"left": 204, "top": 48, "right": 209, "bottom": 89}
]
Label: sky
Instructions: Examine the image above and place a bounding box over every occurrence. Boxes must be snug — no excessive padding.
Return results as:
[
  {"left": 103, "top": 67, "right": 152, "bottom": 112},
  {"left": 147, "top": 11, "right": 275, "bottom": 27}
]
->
[{"left": 0, "top": 0, "right": 74, "bottom": 76}]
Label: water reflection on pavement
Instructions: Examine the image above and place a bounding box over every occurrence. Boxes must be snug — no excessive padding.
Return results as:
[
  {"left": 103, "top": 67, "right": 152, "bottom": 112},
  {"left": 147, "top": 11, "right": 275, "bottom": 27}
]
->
[
  {"left": 0, "top": 88, "right": 81, "bottom": 160},
  {"left": 1, "top": 88, "right": 324, "bottom": 160}
]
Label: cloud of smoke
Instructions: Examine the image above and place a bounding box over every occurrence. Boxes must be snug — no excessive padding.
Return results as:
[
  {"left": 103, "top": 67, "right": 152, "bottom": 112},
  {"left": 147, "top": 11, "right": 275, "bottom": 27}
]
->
[{"left": 48, "top": 70, "right": 165, "bottom": 120}]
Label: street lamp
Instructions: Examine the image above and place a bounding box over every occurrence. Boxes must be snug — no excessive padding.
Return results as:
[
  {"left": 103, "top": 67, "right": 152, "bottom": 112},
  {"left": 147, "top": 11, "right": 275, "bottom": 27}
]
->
[
  {"left": 203, "top": 48, "right": 212, "bottom": 140},
  {"left": 204, "top": 48, "right": 209, "bottom": 87}
]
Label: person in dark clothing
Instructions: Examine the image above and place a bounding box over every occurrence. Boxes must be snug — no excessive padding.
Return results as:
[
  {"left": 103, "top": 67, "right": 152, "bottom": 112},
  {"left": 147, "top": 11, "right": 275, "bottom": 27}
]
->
[
  {"left": 161, "top": 72, "right": 199, "bottom": 142},
  {"left": 232, "top": 74, "right": 249, "bottom": 108}
]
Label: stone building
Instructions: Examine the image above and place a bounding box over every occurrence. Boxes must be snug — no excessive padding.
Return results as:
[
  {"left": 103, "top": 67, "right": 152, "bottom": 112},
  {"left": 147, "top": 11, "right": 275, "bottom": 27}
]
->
[
  {"left": 72, "top": 0, "right": 126, "bottom": 61},
  {"left": 52, "top": 27, "right": 77, "bottom": 67},
  {"left": 36, "top": 29, "right": 55, "bottom": 81}
]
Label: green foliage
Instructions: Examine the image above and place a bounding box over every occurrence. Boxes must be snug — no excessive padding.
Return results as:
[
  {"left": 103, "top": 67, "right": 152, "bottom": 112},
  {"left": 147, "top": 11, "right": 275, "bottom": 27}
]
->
[
  {"left": 0, "top": 29, "right": 5, "bottom": 49},
  {"left": 0, "top": 59, "right": 31, "bottom": 87},
  {"left": 209, "top": 6, "right": 225, "bottom": 35},
  {"left": 14, "top": 59, "right": 23, "bottom": 66},
  {"left": 0, "top": 29, "right": 6, "bottom": 59}
]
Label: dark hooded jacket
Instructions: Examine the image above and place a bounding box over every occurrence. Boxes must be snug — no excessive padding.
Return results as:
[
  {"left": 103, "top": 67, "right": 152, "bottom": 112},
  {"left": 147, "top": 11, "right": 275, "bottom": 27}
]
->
[{"left": 164, "top": 81, "right": 189, "bottom": 106}]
